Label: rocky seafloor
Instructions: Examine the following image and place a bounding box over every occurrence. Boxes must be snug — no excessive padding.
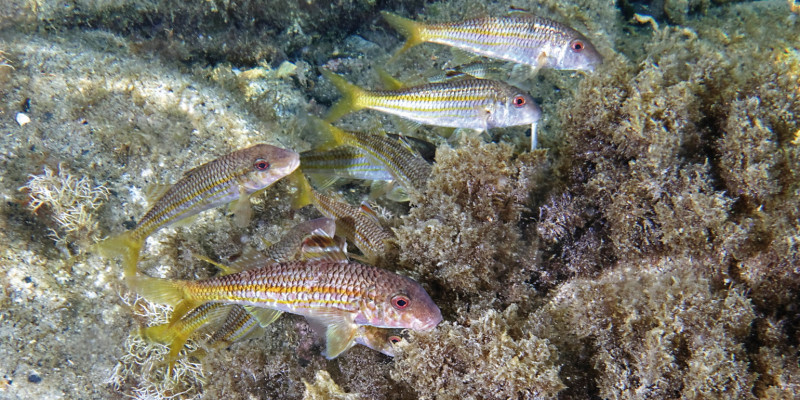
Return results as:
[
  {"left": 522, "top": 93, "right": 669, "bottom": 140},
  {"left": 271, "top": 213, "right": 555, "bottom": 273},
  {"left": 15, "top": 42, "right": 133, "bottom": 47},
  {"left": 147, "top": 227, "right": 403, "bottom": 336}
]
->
[{"left": 1, "top": 0, "right": 798, "bottom": 399}]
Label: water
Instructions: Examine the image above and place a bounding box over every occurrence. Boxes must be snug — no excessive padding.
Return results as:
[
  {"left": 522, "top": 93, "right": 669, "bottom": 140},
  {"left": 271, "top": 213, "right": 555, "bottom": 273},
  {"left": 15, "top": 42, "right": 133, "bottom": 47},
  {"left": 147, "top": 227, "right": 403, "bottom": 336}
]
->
[{"left": 0, "top": 0, "right": 798, "bottom": 398}]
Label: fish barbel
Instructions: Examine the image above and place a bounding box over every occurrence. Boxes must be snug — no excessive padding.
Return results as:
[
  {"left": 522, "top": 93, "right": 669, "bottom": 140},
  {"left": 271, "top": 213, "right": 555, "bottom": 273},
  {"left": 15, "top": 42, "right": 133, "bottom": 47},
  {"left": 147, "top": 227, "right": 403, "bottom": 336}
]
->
[
  {"left": 96, "top": 144, "right": 300, "bottom": 277},
  {"left": 128, "top": 259, "right": 442, "bottom": 359},
  {"left": 322, "top": 70, "right": 541, "bottom": 131},
  {"left": 382, "top": 12, "right": 603, "bottom": 72}
]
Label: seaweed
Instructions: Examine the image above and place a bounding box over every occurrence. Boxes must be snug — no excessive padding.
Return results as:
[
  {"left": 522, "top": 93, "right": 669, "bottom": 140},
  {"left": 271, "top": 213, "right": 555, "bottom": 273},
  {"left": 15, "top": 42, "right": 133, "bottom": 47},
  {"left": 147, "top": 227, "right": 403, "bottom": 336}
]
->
[
  {"left": 394, "top": 137, "right": 547, "bottom": 310},
  {"left": 393, "top": 306, "right": 564, "bottom": 400},
  {"left": 536, "top": 256, "right": 756, "bottom": 398}
]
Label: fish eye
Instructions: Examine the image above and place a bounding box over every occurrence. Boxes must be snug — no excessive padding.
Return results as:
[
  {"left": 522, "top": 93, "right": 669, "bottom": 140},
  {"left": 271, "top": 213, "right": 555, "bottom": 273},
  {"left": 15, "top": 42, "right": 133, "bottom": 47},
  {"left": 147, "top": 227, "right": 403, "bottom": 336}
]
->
[
  {"left": 571, "top": 40, "right": 584, "bottom": 52},
  {"left": 391, "top": 294, "right": 410, "bottom": 310},
  {"left": 388, "top": 336, "right": 402, "bottom": 344},
  {"left": 513, "top": 95, "right": 527, "bottom": 107},
  {"left": 254, "top": 159, "right": 270, "bottom": 171}
]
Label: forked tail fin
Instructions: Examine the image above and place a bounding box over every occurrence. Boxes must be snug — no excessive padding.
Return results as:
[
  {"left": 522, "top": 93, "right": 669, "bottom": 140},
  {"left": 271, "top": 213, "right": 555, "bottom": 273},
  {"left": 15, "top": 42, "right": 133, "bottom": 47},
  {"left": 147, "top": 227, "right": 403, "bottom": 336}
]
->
[{"left": 321, "top": 70, "right": 367, "bottom": 123}]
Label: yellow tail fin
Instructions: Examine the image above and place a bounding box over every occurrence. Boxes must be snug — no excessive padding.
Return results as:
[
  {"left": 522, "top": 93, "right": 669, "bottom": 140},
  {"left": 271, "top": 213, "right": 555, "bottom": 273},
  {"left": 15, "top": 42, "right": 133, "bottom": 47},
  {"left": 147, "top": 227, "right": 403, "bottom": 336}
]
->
[
  {"left": 381, "top": 12, "right": 425, "bottom": 60},
  {"left": 287, "top": 170, "right": 314, "bottom": 210},
  {"left": 140, "top": 323, "right": 192, "bottom": 372},
  {"left": 309, "top": 116, "right": 350, "bottom": 150},
  {"left": 321, "top": 70, "right": 366, "bottom": 122},
  {"left": 94, "top": 231, "right": 143, "bottom": 278},
  {"left": 126, "top": 275, "right": 186, "bottom": 307},
  {"left": 141, "top": 323, "right": 179, "bottom": 344}
]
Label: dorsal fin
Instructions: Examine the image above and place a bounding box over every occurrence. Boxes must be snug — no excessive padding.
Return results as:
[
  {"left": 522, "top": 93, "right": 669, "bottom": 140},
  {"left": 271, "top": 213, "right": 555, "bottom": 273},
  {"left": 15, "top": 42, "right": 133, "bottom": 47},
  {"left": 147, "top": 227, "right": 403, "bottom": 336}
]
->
[
  {"left": 144, "top": 183, "right": 172, "bottom": 206},
  {"left": 507, "top": 6, "right": 532, "bottom": 16},
  {"left": 299, "top": 234, "right": 348, "bottom": 262},
  {"left": 449, "top": 48, "right": 479, "bottom": 66}
]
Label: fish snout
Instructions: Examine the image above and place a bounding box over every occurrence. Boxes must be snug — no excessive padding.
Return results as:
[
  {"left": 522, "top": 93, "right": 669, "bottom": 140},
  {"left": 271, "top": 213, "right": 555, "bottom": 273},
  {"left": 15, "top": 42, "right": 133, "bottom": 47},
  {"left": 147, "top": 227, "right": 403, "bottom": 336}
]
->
[{"left": 413, "top": 306, "right": 443, "bottom": 331}]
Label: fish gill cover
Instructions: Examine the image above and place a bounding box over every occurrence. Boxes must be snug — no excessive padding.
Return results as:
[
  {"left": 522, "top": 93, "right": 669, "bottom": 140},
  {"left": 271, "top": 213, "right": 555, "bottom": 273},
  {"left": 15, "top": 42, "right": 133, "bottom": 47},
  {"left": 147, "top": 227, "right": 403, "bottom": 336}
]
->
[{"left": 0, "top": 0, "right": 799, "bottom": 399}]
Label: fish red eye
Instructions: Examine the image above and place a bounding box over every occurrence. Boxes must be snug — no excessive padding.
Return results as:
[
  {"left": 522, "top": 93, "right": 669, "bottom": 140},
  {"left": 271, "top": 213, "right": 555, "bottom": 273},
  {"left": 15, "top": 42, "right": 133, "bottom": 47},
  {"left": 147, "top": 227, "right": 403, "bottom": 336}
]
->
[
  {"left": 254, "top": 159, "right": 270, "bottom": 170},
  {"left": 391, "top": 295, "right": 410, "bottom": 310},
  {"left": 571, "top": 40, "right": 584, "bottom": 52},
  {"left": 389, "top": 336, "right": 402, "bottom": 344},
  {"left": 513, "top": 95, "right": 526, "bottom": 107}
]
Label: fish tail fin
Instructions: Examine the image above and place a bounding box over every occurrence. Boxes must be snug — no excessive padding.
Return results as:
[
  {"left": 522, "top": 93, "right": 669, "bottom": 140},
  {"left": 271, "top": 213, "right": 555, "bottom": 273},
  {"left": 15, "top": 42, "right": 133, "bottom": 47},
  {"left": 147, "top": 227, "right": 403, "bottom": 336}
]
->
[
  {"left": 94, "top": 231, "right": 143, "bottom": 278},
  {"left": 126, "top": 275, "right": 187, "bottom": 307},
  {"left": 321, "top": 70, "right": 366, "bottom": 122},
  {"left": 309, "top": 116, "right": 349, "bottom": 150},
  {"left": 141, "top": 323, "right": 193, "bottom": 369},
  {"left": 287, "top": 170, "right": 314, "bottom": 210},
  {"left": 376, "top": 68, "right": 405, "bottom": 90},
  {"left": 140, "top": 323, "right": 181, "bottom": 345},
  {"left": 381, "top": 12, "right": 425, "bottom": 59}
]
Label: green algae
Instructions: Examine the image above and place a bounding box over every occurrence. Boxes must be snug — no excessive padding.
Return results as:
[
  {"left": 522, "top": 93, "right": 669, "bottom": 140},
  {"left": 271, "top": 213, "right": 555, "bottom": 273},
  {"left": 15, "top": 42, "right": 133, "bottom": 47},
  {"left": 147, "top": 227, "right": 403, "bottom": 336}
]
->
[{"left": 1, "top": 0, "right": 799, "bottom": 399}]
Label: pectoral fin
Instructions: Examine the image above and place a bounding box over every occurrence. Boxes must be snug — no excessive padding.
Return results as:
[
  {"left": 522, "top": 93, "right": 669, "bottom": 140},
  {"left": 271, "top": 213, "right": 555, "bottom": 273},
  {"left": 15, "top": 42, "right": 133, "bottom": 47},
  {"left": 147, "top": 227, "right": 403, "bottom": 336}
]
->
[
  {"left": 231, "top": 189, "right": 253, "bottom": 227},
  {"left": 305, "top": 311, "right": 359, "bottom": 359},
  {"left": 242, "top": 306, "right": 284, "bottom": 327}
]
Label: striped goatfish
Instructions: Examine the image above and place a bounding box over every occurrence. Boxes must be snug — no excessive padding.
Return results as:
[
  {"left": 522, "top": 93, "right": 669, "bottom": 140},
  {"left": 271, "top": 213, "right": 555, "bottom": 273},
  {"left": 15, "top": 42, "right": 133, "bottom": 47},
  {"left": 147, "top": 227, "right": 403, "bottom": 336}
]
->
[
  {"left": 309, "top": 118, "right": 432, "bottom": 200},
  {"left": 322, "top": 70, "right": 541, "bottom": 132},
  {"left": 139, "top": 233, "right": 407, "bottom": 362},
  {"left": 127, "top": 258, "right": 442, "bottom": 359},
  {"left": 301, "top": 146, "right": 395, "bottom": 184},
  {"left": 97, "top": 144, "right": 300, "bottom": 276},
  {"left": 289, "top": 170, "right": 394, "bottom": 263},
  {"left": 382, "top": 12, "right": 603, "bottom": 72}
]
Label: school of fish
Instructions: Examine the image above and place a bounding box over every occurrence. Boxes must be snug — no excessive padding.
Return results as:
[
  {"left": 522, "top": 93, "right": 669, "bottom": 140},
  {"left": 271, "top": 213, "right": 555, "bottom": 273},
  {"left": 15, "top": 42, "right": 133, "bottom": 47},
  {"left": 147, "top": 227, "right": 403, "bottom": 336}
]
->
[{"left": 95, "top": 7, "right": 601, "bottom": 370}]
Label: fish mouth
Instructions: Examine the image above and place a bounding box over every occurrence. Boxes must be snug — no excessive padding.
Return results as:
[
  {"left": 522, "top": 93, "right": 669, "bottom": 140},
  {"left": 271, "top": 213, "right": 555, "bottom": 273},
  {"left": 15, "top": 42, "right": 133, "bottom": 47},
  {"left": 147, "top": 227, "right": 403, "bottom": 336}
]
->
[
  {"left": 414, "top": 311, "right": 443, "bottom": 331},
  {"left": 283, "top": 153, "right": 301, "bottom": 175},
  {"left": 272, "top": 152, "right": 301, "bottom": 177}
]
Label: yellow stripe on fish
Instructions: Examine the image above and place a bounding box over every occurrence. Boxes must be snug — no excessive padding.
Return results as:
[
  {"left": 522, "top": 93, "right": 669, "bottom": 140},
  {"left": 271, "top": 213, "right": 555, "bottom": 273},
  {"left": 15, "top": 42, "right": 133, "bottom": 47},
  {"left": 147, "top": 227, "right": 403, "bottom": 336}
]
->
[
  {"left": 95, "top": 144, "right": 300, "bottom": 277},
  {"left": 127, "top": 259, "right": 442, "bottom": 359},
  {"left": 311, "top": 118, "right": 431, "bottom": 200},
  {"left": 322, "top": 70, "right": 540, "bottom": 131},
  {"left": 382, "top": 12, "right": 603, "bottom": 72}
]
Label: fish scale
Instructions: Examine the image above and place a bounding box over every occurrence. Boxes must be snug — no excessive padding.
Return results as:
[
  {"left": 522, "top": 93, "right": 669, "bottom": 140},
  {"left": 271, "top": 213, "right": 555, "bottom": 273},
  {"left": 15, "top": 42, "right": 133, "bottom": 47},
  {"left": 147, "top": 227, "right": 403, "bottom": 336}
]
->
[
  {"left": 322, "top": 70, "right": 541, "bottom": 131},
  {"left": 311, "top": 191, "right": 394, "bottom": 262},
  {"left": 96, "top": 144, "right": 300, "bottom": 276},
  {"left": 311, "top": 119, "right": 432, "bottom": 197},
  {"left": 382, "top": 12, "right": 603, "bottom": 72},
  {"left": 129, "top": 259, "right": 442, "bottom": 348},
  {"left": 207, "top": 305, "right": 261, "bottom": 347},
  {"left": 137, "top": 149, "right": 260, "bottom": 237},
  {"left": 187, "top": 262, "right": 376, "bottom": 313}
]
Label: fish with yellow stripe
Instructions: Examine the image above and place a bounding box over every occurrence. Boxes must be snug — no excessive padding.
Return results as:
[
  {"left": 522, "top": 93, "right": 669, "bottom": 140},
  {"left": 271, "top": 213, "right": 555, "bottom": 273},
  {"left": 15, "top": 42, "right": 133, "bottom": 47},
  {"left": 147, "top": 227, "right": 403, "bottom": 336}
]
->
[
  {"left": 321, "top": 69, "right": 540, "bottom": 132},
  {"left": 381, "top": 11, "right": 603, "bottom": 72},
  {"left": 310, "top": 118, "right": 432, "bottom": 200},
  {"left": 301, "top": 146, "right": 395, "bottom": 184},
  {"left": 96, "top": 144, "right": 300, "bottom": 277},
  {"left": 127, "top": 256, "right": 442, "bottom": 359},
  {"left": 289, "top": 170, "right": 394, "bottom": 263}
]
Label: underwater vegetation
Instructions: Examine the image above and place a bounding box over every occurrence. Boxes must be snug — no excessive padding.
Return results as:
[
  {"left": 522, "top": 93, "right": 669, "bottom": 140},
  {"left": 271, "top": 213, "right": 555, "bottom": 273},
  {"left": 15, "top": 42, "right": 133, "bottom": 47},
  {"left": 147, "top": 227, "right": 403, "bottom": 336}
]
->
[{"left": 0, "top": 0, "right": 799, "bottom": 399}]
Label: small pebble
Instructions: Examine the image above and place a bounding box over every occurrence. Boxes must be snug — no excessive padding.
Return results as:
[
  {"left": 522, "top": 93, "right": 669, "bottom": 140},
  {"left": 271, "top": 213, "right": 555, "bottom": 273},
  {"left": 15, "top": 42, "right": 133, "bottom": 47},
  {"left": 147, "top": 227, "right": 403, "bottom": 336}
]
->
[
  {"left": 27, "top": 374, "right": 41, "bottom": 384},
  {"left": 15, "top": 112, "right": 31, "bottom": 126}
]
